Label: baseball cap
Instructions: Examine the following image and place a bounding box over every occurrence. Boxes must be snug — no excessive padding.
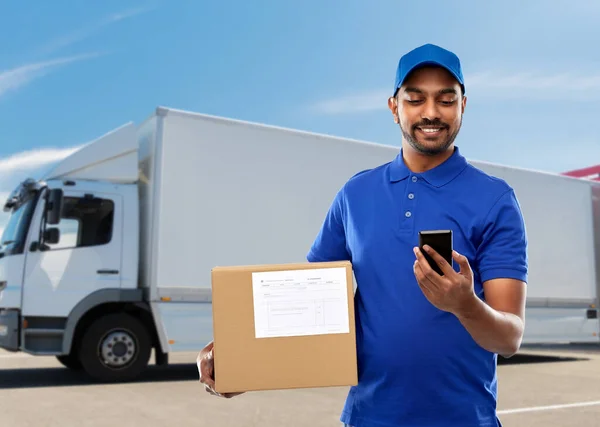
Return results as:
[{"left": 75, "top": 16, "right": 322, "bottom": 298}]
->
[{"left": 393, "top": 43, "right": 465, "bottom": 96}]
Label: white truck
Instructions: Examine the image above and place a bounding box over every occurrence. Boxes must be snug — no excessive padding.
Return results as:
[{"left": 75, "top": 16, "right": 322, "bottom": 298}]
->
[{"left": 0, "top": 107, "right": 598, "bottom": 382}]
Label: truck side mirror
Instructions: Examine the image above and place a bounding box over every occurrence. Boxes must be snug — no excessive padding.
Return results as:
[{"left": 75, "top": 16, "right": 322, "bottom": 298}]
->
[
  {"left": 46, "top": 189, "right": 63, "bottom": 225},
  {"left": 43, "top": 227, "right": 60, "bottom": 245}
]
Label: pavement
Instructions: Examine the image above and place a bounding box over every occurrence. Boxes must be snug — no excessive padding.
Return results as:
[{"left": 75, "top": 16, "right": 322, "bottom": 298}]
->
[{"left": 1, "top": 345, "right": 600, "bottom": 427}]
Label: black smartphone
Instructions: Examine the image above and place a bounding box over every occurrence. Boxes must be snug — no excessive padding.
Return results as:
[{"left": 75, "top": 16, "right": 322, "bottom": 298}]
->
[{"left": 418, "top": 230, "right": 453, "bottom": 276}]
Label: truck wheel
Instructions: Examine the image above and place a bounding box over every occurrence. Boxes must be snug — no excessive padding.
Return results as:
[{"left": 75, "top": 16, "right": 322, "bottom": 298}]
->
[
  {"left": 78, "top": 313, "right": 151, "bottom": 382},
  {"left": 56, "top": 354, "right": 82, "bottom": 370}
]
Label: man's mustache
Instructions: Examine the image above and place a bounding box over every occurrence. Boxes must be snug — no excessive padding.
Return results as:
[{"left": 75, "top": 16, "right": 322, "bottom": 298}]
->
[{"left": 412, "top": 119, "right": 449, "bottom": 130}]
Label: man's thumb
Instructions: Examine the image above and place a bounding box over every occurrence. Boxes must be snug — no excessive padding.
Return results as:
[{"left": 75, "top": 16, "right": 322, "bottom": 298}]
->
[{"left": 452, "top": 250, "right": 471, "bottom": 275}]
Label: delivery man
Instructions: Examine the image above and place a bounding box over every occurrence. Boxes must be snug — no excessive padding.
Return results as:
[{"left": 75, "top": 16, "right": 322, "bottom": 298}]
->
[{"left": 198, "top": 43, "right": 528, "bottom": 427}]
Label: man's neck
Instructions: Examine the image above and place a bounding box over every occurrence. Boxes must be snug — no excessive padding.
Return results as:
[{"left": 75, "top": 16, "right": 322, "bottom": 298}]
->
[{"left": 401, "top": 142, "right": 455, "bottom": 173}]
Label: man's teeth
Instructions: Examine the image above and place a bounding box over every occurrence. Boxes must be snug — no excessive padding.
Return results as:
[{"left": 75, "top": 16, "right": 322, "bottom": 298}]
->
[{"left": 420, "top": 128, "right": 442, "bottom": 133}]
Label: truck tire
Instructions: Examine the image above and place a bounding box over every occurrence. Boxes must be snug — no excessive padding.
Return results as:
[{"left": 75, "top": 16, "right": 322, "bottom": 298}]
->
[
  {"left": 56, "top": 354, "right": 82, "bottom": 370},
  {"left": 78, "top": 313, "right": 151, "bottom": 382}
]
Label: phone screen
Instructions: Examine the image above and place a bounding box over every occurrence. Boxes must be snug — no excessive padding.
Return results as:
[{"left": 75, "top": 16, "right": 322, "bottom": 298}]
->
[{"left": 418, "top": 230, "right": 453, "bottom": 276}]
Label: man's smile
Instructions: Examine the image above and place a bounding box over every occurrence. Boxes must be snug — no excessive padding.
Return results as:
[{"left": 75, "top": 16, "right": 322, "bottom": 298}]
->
[{"left": 415, "top": 126, "right": 447, "bottom": 136}]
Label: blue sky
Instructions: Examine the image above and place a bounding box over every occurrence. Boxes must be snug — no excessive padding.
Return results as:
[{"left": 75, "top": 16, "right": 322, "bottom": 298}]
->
[{"left": 1, "top": 0, "right": 600, "bottom": 232}]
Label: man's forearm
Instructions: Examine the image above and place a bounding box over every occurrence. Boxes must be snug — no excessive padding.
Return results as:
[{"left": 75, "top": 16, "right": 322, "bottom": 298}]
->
[{"left": 454, "top": 295, "right": 524, "bottom": 358}]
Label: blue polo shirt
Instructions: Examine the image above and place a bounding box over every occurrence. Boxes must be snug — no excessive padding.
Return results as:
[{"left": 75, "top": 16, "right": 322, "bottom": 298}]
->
[{"left": 307, "top": 146, "right": 528, "bottom": 427}]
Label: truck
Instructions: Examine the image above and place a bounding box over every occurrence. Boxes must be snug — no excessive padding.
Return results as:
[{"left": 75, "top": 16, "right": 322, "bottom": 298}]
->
[{"left": 0, "top": 106, "right": 599, "bottom": 382}]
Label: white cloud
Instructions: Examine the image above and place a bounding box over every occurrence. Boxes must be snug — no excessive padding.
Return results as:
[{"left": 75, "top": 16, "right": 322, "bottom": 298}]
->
[
  {"left": 35, "top": 6, "right": 155, "bottom": 56},
  {"left": 0, "top": 146, "right": 83, "bottom": 175},
  {"left": 467, "top": 70, "right": 600, "bottom": 100},
  {"left": 108, "top": 6, "right": 155, "bottom": 23},
  {"left": 0, "top": 53, "right": 104, "bottom": 99},
  {"left": 311, "top": 90, "right": 390, "bottom": 115},
  {"left": 310, "top": 70, "right": 600, "bottom": 114},
  {"left": 0, "top": 5, "right": 154, "bottom": 100}
]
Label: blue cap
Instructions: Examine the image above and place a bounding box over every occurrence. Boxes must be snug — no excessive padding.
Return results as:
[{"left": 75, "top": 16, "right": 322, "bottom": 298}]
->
[{"left": 393, "top": 44, "right": 465, "bottom": 96}]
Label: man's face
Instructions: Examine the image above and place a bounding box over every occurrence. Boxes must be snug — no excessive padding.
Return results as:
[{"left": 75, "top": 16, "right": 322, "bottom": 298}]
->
[{"left": 388, "top": 66, "right": 467, "bottom": 156}]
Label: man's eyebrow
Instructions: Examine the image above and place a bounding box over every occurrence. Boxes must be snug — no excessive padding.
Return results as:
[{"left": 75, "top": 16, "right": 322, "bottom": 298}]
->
[
  {"left": 439, "top": 88, "right": 457, "bottom": 95},
  {"left": 404, "top": 87, "right": 422, "bottom": 94}
]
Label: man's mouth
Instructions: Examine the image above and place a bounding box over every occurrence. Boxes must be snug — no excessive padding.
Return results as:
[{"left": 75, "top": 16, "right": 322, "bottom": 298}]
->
[{"left": 415, "top": 126, "right": 447, "bottom": 136}]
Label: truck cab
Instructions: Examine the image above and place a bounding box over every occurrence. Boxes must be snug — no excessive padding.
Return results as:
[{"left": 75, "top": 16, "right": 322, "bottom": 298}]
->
[{"left": 0, "top": 123, "right": 160, "bottom": 381}]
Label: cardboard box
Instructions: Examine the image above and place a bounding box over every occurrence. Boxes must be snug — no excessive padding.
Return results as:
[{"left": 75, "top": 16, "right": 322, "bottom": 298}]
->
[{"left": 211, "top": 260, "right": 357, "bottom": 394}]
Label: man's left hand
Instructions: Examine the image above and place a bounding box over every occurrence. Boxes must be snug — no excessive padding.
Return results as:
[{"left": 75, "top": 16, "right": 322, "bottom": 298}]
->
[{"left": 413, "top": 245, "right": 477, "bottom": 315}]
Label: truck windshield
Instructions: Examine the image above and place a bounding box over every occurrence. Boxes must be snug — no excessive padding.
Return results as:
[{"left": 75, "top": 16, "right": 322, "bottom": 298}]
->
[{"left": 1, "top": 193, "right": 39, "bottom": 256}]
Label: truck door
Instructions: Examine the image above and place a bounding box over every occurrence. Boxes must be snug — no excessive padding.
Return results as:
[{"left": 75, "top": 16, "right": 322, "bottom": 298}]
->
[{"left": 22, "top": 190, "right": 123, "bottom": 318}]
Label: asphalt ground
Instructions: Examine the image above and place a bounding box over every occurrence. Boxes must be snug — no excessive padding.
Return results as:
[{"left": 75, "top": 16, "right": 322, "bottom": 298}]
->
[{"left": 1, "top": 345, "right": 600, "bottom": 427}]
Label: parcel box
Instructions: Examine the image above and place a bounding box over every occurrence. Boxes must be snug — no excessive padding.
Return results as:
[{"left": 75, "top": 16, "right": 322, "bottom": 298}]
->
[{"left": 211, "top": 260, "right": 357, "bottom": 394}]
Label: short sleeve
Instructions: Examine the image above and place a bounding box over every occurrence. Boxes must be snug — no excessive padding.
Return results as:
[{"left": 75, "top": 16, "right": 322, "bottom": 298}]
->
[
  {"left": 306, "top": 187, "right": 351, "bottom": 262},
  {"left": 476, "top": 189, "right": 528, "bottom": 283}
]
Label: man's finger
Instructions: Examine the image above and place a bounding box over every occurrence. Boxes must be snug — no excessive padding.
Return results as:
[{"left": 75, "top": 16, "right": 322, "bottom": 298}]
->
[
  {"left": 414, "top": 261, "right": 434, "bottom": 296},
  {"left": 413, "top": 260, "right": 424, "bottom": 283},
  {"left": 205, "top": 384, "right": 244, "bottom": 399},
  {"left": 201, "top": 367, "right": 216, "bottom": 388},
  {"left": 205, "top": 384, "right": 224, "bottom": 397},
  {"left": 201, "top": 375, "right": 216, "bottom": 389},
  {"left": 413, "top": 247, "right": 443, "bottom": 285},
  {"left": 416, "top": 259, "right": 444, "bottom": 296},
  {"left": 223, "top": 392, "right": 244, "bottom": 399},
  {"left": 198, "top": 351, "right": 216, "bottom": 388},
  {"left": 421, "top": 245, "right": 455, "bottom": 276}
]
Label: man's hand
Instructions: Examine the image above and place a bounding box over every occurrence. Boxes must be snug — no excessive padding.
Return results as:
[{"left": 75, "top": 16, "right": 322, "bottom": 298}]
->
[
  {"left": 196, "top": 341, "right": 244, "bottom": 399},
  {"left": 413, "top": 245, "right": 477, "bottom": 315},
  {"left": 413, "top": 245, "right": 526, "bottom": 357}
]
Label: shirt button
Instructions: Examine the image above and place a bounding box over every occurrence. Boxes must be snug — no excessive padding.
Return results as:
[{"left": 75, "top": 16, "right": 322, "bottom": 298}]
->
[
  {"left": 412, "top": 176, "right": 418, "bottom": 182},
  {"left": 408, "top": 193, "right": 414, "bottom": 199},
  {"left": 405, "top": 211, "right": 412, "bottom": 217}
]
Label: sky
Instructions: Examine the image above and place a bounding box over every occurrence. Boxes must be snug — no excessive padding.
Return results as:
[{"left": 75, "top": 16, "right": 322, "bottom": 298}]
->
[{"left": 1, "top": 0, "right": 600, "bottom": 235}]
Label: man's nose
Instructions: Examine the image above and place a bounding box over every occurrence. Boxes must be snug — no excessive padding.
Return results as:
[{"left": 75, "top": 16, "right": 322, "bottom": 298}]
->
[{"left": 421, "top": 99, "right": 440, "bottom": 121}]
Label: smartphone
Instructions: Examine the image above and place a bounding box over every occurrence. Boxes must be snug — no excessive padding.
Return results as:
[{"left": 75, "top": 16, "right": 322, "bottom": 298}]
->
[{"left": 418, "top": 230, "right": 453, "bottom": 276}]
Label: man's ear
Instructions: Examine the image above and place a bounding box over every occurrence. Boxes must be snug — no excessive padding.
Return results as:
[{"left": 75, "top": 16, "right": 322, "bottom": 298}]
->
[
  {"left": 461, "top": 95, "right": 467, "bottom": 114},
  {"left": 388, "top": 96, "right": 399, "bottom": 124}
]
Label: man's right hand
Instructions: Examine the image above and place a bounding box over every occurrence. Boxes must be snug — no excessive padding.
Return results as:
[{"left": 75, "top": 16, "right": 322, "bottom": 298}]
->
[{"left": 196, "top": 341, "right": 244, "bottom": 399}]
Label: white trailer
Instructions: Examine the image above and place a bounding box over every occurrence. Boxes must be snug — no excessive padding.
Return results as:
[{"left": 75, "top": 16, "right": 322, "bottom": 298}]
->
[
  {"left": 474, "top": 161, "right": 600, "bottom": 344},
  {"left": 0, "top": 107, "right": 598, "bottom": 381}
]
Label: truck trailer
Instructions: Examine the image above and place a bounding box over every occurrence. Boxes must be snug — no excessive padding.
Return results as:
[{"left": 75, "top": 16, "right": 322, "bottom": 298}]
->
[{"left": 0, "top": 107, "right": 598, "bottom": 382}]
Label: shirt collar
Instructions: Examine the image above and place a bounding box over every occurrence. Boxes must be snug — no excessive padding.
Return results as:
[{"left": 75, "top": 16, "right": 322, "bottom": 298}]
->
[{"left": 389, "top": 146, "right": 468, "bottom": 187}]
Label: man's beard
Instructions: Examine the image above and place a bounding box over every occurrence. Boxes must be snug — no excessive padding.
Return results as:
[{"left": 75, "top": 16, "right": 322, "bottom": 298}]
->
[{"left": 400, "top": 118, "right": 461, "bottom": 156}]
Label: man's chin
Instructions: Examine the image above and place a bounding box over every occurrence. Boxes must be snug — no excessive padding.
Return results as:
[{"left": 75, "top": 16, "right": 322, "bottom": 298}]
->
[
  {"left": 409, "top": 138, "right": 452, "bottom": 156},
  {"left": 413, "top": 136, "right": 445, "bottom": 147}
]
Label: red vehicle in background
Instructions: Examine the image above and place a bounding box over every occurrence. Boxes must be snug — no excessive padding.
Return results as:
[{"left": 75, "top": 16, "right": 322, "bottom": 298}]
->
[{"left": 563, "top": 164, "right": 600, "bottom": 182}]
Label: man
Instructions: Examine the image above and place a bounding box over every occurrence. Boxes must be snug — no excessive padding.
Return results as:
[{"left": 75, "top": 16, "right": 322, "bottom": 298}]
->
[{"left": 198, "top": 44, "right": 528, "bottom": 427}]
